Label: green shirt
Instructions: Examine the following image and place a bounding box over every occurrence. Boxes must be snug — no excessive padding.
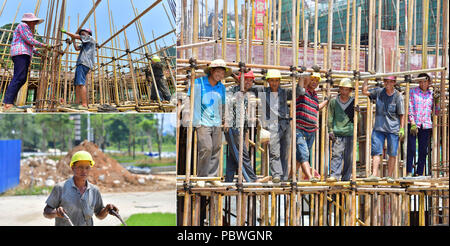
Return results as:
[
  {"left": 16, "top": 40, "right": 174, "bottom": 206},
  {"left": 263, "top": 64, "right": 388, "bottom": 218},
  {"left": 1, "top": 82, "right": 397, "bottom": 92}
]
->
[{"left": 328, "top": 95, "right": 354, "bottom": 136}]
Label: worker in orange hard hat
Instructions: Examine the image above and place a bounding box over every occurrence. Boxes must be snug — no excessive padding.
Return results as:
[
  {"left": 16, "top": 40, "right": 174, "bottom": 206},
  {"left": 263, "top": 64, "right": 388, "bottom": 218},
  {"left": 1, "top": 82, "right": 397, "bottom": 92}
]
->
[
  {"left": 43, "top": 151, "right": 118, "bottom": 226},
  {"left": 225, "top": 69, "right": 270, "bottom": 183}
]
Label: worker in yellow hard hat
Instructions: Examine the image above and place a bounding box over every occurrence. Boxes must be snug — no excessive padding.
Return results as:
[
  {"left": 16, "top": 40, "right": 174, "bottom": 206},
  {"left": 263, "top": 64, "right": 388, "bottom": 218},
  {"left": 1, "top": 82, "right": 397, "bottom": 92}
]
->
[
  {"left": 326, "top": 78, "right": 356, "bottom": 182},
  {"left": 147, "top": 54, "right": 172, "bottom": 103},
  {"left": 43, "top": 150, "right": 119, "bottom": 226},
  {"left": 246, "top": 69, "right": 301, "bottom": 183}
]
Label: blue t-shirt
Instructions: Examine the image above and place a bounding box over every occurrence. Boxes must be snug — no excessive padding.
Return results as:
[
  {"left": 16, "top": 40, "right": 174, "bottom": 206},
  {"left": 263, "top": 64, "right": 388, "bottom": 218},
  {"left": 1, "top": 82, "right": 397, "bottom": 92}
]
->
[
  {"left": 187, "top": 76, "right": 226, "bottom": 127},
  {"left": 369, "top": 88, "right": 405, "bottom": 134}
]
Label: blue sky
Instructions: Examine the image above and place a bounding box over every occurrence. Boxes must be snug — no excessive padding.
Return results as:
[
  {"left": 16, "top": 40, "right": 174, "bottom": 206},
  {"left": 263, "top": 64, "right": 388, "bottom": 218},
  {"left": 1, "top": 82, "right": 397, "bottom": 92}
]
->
[{"left": 0, "top": 0, "right": 175, "bottom": 59}]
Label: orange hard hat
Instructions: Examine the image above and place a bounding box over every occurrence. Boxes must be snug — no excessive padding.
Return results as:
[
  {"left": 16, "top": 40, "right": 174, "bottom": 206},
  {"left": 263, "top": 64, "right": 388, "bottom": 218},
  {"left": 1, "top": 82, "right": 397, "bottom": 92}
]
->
[{"left": 238, "top": 70, "right": 255, "bottom": 80}]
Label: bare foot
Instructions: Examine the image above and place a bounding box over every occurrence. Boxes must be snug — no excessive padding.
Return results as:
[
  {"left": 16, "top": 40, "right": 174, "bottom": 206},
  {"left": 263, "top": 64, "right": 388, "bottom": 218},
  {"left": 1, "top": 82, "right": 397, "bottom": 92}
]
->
[{"left": 3, "top": 104, "right": 13, "bottom": 110}]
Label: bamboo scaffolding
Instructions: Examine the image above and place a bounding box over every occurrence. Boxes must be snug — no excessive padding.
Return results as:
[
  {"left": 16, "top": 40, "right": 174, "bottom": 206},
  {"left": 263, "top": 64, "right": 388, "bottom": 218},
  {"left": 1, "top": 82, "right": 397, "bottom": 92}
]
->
[
  {"left": 176, "top": 0, "right": 449, "bottom": 226},
  {"left": 0, "top": 0, "right": 175, "bottom": 112}
]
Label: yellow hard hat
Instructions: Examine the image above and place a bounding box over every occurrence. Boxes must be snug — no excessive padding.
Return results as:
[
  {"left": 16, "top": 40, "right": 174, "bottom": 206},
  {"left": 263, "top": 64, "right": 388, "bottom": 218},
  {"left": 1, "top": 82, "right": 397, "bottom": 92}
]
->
[
  {"left": 311, "top": 72, "right": 322, "bottom": 80},
  {"left": 70, "top": 150, "right": 95, "bottom": 167},
  {"left": 151, "top": 55, "right": 161, "bottom": 62},
  {"left": 265, "top": 69, "right": 282, "bottom": 79},
  {"left": 339, "top": 78, "right": 353, "bottom": 88}
]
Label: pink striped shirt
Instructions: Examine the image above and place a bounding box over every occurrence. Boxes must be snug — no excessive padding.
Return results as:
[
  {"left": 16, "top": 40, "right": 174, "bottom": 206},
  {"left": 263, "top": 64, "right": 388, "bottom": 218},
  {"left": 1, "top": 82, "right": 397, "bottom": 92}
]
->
[
  {"left": 409, "top": 87, "right": 433, "bottom": 129},
  {"left": 10, "top": 22, "right": 44, "bottom": 57}
]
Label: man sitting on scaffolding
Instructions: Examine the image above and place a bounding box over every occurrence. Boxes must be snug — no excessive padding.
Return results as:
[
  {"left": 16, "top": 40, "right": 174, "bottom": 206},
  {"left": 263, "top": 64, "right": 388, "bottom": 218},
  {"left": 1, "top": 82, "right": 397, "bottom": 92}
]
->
[
  {"left": 188, "top": 59, "right": 230, "bottom": 188},
  {"left": 362, "top": 76, "right": 405, "bottom": 182}
]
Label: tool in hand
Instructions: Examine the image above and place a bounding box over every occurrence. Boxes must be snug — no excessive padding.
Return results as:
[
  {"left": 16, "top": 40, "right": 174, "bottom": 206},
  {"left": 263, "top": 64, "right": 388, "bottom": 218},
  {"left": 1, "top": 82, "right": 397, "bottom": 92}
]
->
[
  {"left": 110, "top": 209, "right": 127, "bottom": 226},
  {"left": 62, "top": 211, "right": 74, "bottom": 226}
]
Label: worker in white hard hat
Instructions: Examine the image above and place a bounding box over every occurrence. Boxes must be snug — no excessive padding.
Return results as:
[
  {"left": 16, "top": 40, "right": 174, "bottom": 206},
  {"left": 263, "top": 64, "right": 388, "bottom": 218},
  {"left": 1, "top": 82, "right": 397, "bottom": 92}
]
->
[
  {"left": 43, "top": 150, "right": 118, "bottom": 226},
  {"left": 327, "top": 78, "right": 356, "bottom": 182},
  {"left": 147, "top": 55, "right": 172, "bottom": 102},
  {"left": 188, "top": 59, "right": 231, "bottom": 188}
]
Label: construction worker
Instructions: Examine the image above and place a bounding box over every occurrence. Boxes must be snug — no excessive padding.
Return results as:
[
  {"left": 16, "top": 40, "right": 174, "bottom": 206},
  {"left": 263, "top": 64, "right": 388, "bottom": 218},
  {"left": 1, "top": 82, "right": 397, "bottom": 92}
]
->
[
  {"left": 61, "top": 28, "right": 96, "bottom": 110},
  {"left": 407, "top": 73, "right": 433, "bottom": 177},
  {"left": 43, "top": 151, "right": 119, "bottom": 226},
  {"left": 327, "top": 78, "right": 355, "bottom": 182},
  {"left": 249, "top": 69, "right": 301, "bottom": 183},
  {"left": 362, "top": 76, "right": 405, "bottom": 182},
  {"left": 2, "top": 13, "right": 51, "bottom": 112},
  {"left": 224, "top": 70, "right": 270, "bottom": 183},
  {"left": 294, "top": 72, "right": 329, "bottom": 182},
  {"left": 188, "top": 59, "right": 231, "bottom": 187},
  {"left": 148, "top": 55, "right": 171, "bottom": 102}
]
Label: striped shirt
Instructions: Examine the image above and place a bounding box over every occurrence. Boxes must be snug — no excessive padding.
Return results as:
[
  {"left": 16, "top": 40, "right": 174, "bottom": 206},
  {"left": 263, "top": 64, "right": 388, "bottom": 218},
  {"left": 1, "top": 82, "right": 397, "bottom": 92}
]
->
[
  {"left": 10, "top": 22, "right": 44, "bottom": 57},
  {"left": 296, "top": 88, "right": 319, "bottom": 132}
]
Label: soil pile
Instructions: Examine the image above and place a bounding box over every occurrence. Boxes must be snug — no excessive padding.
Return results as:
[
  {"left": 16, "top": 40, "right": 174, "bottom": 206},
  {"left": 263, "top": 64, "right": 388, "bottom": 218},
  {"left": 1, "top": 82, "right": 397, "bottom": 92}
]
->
[{"left": 19, "top": 141, "right": 174, "bottom": 193}]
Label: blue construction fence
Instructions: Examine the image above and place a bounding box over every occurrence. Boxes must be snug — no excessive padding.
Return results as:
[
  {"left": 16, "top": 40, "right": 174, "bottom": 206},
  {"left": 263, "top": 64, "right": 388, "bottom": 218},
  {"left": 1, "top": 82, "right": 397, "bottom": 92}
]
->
[{"left": 0, "top": 140, "right": 22, "bottom": 194}]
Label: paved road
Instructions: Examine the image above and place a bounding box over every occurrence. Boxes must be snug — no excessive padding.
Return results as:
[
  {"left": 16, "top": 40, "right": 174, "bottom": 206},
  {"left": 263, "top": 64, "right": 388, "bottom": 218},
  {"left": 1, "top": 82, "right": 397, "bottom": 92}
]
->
[{"left": 0, "top": 190, "right": 175, "bottom": 226}]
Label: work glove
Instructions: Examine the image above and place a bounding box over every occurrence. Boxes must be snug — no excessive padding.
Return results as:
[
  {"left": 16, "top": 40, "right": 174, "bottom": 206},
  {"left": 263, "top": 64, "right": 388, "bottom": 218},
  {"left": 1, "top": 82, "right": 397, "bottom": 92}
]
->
[
  {"left": 329, "top": 132, "right": 336, "bottom": 142},
  {"left": 398, "top": 128, "right": 405, "bottom": 139},
  {"left": 410, "top": 123, "right": 418, "bottom": 136},
  {"left": 61, "top": 29, "right": 67, "bottom": 33}
]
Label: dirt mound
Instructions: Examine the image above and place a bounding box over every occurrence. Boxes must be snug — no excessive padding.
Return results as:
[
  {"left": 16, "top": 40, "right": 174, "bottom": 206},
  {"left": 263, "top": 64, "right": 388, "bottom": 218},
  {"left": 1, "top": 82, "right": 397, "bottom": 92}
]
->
[{"left": 19, "top": 141, "right": 174, "bottom": 193}]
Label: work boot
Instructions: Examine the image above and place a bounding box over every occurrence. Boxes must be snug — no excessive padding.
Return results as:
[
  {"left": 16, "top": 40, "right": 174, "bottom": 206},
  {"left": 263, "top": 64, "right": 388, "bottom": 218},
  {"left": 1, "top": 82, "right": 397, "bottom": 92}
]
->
[
  {"left": 197, "top": 181, "right": 205, "bottom": 188},
  {"left": 326, "top": 176, "right": 337, "bottom": 182},
  {"left": 406, "top": 173, "right": 413, "bottom": 177},
  {"left": 386, "top": 177, "right": 395, "bottom": 183}
]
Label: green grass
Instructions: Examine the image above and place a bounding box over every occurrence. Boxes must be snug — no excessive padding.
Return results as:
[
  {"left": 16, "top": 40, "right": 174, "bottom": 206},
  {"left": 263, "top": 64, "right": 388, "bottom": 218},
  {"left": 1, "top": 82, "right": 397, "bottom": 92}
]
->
[
  {"left": 124, "top": 212, "right": 176, "bottom": 226},
  {"left": 105, "top": 143, "right": 176, "bottom": 153},
  {"left": 1, "top": 186, "right": 53, "bottom": 196}
]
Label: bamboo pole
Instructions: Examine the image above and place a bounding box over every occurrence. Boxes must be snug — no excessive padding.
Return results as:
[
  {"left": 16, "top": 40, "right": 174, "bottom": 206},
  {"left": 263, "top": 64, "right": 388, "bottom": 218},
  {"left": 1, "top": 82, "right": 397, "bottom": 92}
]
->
[
  {"left": 290, "top": 0, "right": 298, "bottom": 226},
  {"left": 123, "top": 29, "right": 139, "bottom": 105},
  {"left": 313, "top": 0, "right": 318, "bottom": 65},
  {"left": 99, "top": 0, "right": 162, "bottom": 48},
  {"left": 222, "top": 0, "right": 228, "bottom": 59},
  {"left": 421, "top": 0, "right": 429, "bottom": 69},
  {"left": 234, "top": 0, "right": 240, "bottom": 61},
  {"left": 344, "top": 0, "right": 350, "bottom": 70},
  {"left": 0, "top": 0, "right": 6, "bottom": 17}
]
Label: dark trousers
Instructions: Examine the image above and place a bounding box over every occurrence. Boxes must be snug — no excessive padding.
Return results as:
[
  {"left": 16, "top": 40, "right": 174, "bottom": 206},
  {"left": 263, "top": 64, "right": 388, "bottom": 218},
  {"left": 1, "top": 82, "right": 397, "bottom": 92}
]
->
[
  {"left": 3, "top": 55, "right": 31, "bottom": 104},
  {"left": 150, "top": 76, "right": 171, "bottom": 101},
  {"left": 407, "top": 124, "right": 432, "bottom": 175},
  {"left": 224, "top": 128, "right": 257, "bottom": 182}
]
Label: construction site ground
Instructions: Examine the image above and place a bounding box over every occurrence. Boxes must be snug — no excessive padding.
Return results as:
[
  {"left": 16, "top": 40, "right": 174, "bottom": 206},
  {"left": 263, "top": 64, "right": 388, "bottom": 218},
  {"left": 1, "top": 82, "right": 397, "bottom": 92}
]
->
[
  {"left": 0, "top": 190, "right": 175, "bottom": 226},
  {"left": 17, "top": 140, "right": 175, "bottom": 193}
]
